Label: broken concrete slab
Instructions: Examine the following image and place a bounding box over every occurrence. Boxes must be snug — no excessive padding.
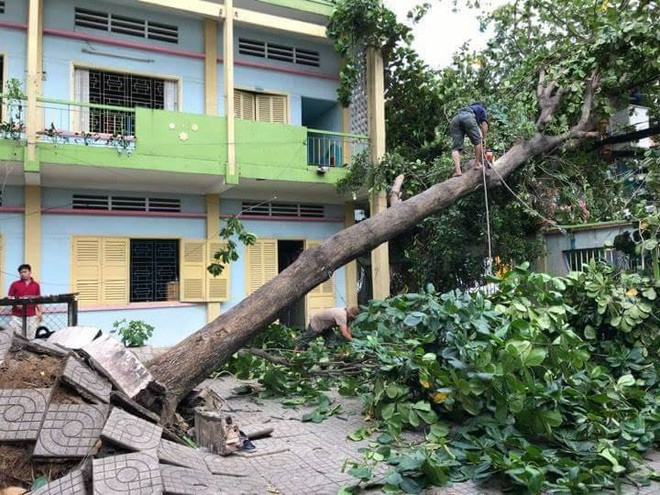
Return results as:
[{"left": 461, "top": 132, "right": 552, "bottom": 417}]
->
[
  {"left": 203, "top": 452, "right": 250, "bottom": 477},
  {"left": 30, "top": 468, "right": 89, "bottom": 495},
  {"left": 93, "top": 450, "right": 162, "bottom": 495},
  {"left": 101, "top": 407, "right": 162, "bottom": 452},
  {"left": 47, "top": 326, "right": 102, "bottom": 350},
  {"left": 80, "top": 335, "right": 154, "bottom": 399},
  {"left": 0, "top": 388, "right": 51, "bottom": 441},
  {"left": 23, "top": 339, "right": 70, "bottom": 358},
  {"left": 160, "top": 464, "right": 224, "bottom": 495},
  {"left": 158, "top": 438, "right": 208, "bottom": 471},
  {"left": 33, "top": 403, "right": 108, "bottom": 458},
  {"left": 61, "top": 355, "right": 112, "bottom": 404}
]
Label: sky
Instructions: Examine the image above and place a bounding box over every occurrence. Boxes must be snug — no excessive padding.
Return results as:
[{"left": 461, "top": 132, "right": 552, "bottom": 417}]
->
[{"left": 382, "top": 0, "right": 509, "bottom": 68}]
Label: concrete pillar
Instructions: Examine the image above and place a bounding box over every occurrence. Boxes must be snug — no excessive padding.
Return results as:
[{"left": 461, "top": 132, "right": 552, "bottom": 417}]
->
[{"left": 206, "top": 194, "right": 221, "bottom": 322}]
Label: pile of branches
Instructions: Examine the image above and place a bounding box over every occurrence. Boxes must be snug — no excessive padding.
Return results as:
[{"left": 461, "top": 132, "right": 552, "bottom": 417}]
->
[{"left": 222, "top": 263, "right": 660, "bottom": 494}]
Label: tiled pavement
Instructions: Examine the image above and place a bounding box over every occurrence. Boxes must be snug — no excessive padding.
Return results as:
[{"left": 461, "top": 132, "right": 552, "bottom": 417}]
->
[{"left": 202, "top": 377, "right": 660, "bottom": 495}]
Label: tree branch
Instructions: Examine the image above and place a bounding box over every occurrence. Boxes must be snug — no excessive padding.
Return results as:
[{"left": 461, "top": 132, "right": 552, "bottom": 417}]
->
[
  {"left": 389, "top": 174, "right": 405, "bottom": 206},
  {"left": 536, "top": 70, "right": 566, "bottom": 132}
]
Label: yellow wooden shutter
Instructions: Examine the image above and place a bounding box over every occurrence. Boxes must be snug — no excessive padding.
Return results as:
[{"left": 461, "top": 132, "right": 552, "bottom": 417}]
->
[
  {"left": 305, "top": 240, "right": 335, "bottom": 321},
  {"left": 72, "top": 236, "right": 102, "bottom": 306},
  {"left": 235, "top": 90, "right": 255, "bottom": 121},
  {"left": 101, "top": 238, "right": 129, "bottom": 305},
  {"left": 256, "top": 94, "right": 287, "bottom": 124},
  {"left": 180, "top": 240, "right": 207, "bottom": 302},
  {"left": 246, "top": 239, "right": 278, "bottom": 295},
  {"left": 207, "top": 241, "right": 230, "bottom": 302}
]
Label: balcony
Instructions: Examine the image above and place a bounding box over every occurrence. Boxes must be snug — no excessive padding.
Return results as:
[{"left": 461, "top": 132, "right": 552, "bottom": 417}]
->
[{"left": 0, "top": 97, "right": 368, "bottom": 183}]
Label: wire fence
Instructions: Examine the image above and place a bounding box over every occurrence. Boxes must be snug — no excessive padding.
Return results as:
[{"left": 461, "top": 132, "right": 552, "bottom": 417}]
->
[{"left": 0, "top": 293, "right": 78, "bottom": 340}]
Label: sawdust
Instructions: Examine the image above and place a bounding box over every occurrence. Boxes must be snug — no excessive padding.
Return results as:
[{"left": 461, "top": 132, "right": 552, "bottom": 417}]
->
[
  {"left": 0, "top": 445, "right": 76, "bottom": 490},
  {"left": 0, "top": 352, "right": 63, "bottom": 389}
]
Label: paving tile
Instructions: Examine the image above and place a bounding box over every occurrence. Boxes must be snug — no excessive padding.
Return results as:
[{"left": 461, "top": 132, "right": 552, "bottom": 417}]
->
[
  {"left": 33, "top": 403, "right": 108, "bottom": 458},
  {"left": 0, "top": 388, "right": 51, "bottom": 441},
  {"left": 47, "top": 326, "right": 102, "bottom": 350},
  {"left": 160, "top": 464, "right": 225, "bottom": 494},
  {"left": 61, "top": 355, "right": 112, "bottom": 404},
  {"left": 0, "top": 329, "right": 13, "bottom": 364},
  {"left": 101, "top": 407, "right": 162, "bottom": 451},
  {"left": 93, "top": 450, "right": 162, "bottom": 494},
  {"left": 30, "top": 468, "right": 89, "bottom": 495},
  {"left": 158, "top": 438, "right": 208, "bottom": 471},
  {"left": 203, "top": 452, "right": 251, "bottom": 477},
  {"left": 212, "top": 473, "right": 272, "bottom": 494}
]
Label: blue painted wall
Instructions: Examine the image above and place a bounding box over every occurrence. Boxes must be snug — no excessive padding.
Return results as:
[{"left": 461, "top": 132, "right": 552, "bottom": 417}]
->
[
  {"left": 42, "top": 0, "right": 206, "bottom": 115},
  {"left": 0, "top": 186, "right": 26, "bottom": 294},
  {"left": 0, "top": 0, "right": 28, "bottom": 88}
]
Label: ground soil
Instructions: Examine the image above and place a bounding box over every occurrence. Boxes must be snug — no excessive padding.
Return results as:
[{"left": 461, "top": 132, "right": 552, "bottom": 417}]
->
[
  {"left": 0, "top": 445, "right": 76, "bottom": 490},
  {"left": 0, "top": 352, "right": 63, "bottom": 389}
]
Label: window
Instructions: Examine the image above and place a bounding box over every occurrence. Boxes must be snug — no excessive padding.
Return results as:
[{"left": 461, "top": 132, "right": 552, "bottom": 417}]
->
[
  {"left": 0, "top": 1, "right": 5, "bottom": 14},
  {"left": 130, "top": 239, "right": 178, "bottom": 303},
  {"left": 73, "top": 68, "right": 177, "bottom": 134},
  {"left": 234, "top": 89, "right": 287, "bottom": 124},
  {"left": 241, "top": 202, "right": 325, "bottom": 218},
  {"left": 238, "top": 38, "right": 320, "bottom": 67},
  {"left": 74, "top": 8, "right": 178, "bottom": 44},
  {"left": 71, "top": 236, "right": 230, "bottom": 306}
]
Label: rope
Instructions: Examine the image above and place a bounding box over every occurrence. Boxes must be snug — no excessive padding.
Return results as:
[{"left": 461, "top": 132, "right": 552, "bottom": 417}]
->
[{"left": 480, "top": 133, "right": 494, "bottom": 275}]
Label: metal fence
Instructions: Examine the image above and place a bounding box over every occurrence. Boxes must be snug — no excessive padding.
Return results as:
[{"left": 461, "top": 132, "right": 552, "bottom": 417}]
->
[
  {"left": 563, "top": 247, "right": 638, "bottom": 272},
  {"left": 0, "top": 293, "right": 78, "bottom": 339},
  {"left": 307, "top": 130, "right": 369, "bottom": 168}
]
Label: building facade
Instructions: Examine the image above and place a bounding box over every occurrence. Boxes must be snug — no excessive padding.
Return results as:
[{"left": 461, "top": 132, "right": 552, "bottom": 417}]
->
[{"left": 0, "top": 0, "right": 386, "bottom": 345}]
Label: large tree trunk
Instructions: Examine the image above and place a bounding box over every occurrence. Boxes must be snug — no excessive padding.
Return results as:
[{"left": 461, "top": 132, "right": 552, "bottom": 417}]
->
[{"left": 144, "top": 75, "right": 599, "bottom": 422}]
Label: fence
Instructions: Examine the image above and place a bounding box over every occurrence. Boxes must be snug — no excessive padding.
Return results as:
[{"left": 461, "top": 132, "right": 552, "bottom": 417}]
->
[
  {"left": 563, "top": 247, "right": 638, "bottom": 272},
  {"left": 307, "top": 129, "right": 369, "bottom": 168},
  {"left": 0, "top": 293, "right": 78, "bottom": 339}
]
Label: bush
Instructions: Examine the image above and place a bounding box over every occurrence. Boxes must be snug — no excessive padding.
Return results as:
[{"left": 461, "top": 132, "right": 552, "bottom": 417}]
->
[{"left": 111, "top": 319, "right": 155, "bottom": 347}]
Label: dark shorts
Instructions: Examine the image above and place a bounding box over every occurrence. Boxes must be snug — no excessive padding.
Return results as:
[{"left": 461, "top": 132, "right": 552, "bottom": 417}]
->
[
  {"left": 450, "top": 109, "right": 482, "bottom": 151},
  {"left": 295, "top": 325, "right": 341, "bottom": 349}
]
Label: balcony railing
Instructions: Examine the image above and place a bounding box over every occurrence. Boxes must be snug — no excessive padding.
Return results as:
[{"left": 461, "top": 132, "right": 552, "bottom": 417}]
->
[
  {"left": 307, "top": 129, "right": 369, "bottom": 168},
  {"left": 563, "top": 247, "right": 639, "bottom": 273},
  {"left": 37, "top": 98, "right": 136, "bottom": 151}
]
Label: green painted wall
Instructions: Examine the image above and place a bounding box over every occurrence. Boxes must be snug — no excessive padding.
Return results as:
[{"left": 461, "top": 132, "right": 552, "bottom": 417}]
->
[
  {"left": 136, "top": 108, "right": 227, "bottom": 163},
  {"left": 0, "top": 140, "right": 24, "bottom": 162},
  {"left": 258, "top": 0, "right": 334, "bottom": 16}
]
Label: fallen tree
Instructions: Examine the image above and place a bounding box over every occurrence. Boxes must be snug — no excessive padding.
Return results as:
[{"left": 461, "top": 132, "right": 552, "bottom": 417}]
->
[{"left": 143, "top": 74, "right": 601, "bottom": 421}]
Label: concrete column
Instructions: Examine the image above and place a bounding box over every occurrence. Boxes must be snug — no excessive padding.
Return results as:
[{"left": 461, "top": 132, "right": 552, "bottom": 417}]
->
[
  {"left": 206, "top": 194, "right": 221, "bottom": 322},
  {"left": 223, "top": 0, "right": 236, "bottom": 180},
  {"left": 25, "top": 0, "right": 43, "bottom": 175},
  {"left": 367, "top": 46, "right": 389, "bottom": 299},
  {"left": 24, "top": 186, "right": 41, "bottom": 279}
]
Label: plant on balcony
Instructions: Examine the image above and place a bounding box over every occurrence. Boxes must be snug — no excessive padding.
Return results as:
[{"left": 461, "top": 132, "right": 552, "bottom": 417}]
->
[
  {"left": 107, "top": 132, "right": 134, "bottom": 156},
  {"left": 0, "top": 78, "right": 26, "bottom": 140},
  {"left": 42, "top": 122, "right": 68, "bottom": 145}
]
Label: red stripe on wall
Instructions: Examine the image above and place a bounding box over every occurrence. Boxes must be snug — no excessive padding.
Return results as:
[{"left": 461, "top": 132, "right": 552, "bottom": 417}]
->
[{"left": 43, "top": 209, "right": 206, "bottom": 219}]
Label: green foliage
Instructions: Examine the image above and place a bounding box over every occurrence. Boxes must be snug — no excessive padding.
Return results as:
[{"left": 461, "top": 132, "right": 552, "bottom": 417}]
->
[
  {"left": 111, "top": 319, "right": 155, "bottom": 347},
  {"left": 0, "top": 78, "right": 26, "bottom": 140},
  {"left": 207, "top": 217, "right": 257, "bottom": 277}
]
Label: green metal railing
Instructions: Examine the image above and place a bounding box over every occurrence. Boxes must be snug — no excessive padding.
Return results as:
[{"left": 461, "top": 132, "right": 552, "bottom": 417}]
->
[{"left": 306, "top": 129, "right": 369, "bottom": 168}]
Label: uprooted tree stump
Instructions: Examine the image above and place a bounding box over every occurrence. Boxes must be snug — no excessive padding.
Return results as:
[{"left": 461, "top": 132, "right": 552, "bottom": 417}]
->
[{"left": 194, "top": 409, "right": 242, "bottom": 456}]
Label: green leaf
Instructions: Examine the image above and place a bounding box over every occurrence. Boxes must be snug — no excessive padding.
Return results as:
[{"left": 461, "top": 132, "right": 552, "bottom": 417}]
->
[
  {"left": 400, "top": 476, "right": 423, "bottom": 494},
  {"left": 524, "top": 348, "right": 547, "bottom": 366},
  {"left": 386, "top": 383, "right": 400, "bottom": 399},
  {"left": 617, "top": 374, "right": 635, "bottom": 387},
  {"left": 348, "top": 465, "right": 372, "bottom": 480}
]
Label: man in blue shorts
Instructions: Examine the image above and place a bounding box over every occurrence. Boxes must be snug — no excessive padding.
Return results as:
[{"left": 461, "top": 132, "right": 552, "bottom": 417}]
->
[{"left": 449, "top": 102, "right": 488, "bottom": 176}]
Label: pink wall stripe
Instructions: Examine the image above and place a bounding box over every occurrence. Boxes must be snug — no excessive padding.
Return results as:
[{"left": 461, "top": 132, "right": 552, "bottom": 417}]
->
[
  {"left": 80, "top": 301, "right": 199, "bottom": 312},
  {"left": 0, "top": 20, "right": 28, "bottom": 30},
  {"left": 221, "top": 214, "right": 342, "bottom": 223},
  {"left": 0, "top": 207, "right": 26, "bottom": 213}
]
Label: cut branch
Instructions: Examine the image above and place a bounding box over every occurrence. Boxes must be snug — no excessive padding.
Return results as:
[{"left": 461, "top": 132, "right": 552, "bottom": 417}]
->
[{"left": 389, "top": 174, "right": 405, "bottom": 206}]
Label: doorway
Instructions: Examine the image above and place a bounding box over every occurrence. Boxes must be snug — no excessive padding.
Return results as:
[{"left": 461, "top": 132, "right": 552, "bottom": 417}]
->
[{"left": 277, "top": 240, "right": 306, "bottom": 328}]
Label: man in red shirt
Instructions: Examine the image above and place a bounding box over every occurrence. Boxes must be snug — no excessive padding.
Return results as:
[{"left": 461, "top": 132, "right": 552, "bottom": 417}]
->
[{"left": 8, "top": 264, "right": 42, "bottom": 339}]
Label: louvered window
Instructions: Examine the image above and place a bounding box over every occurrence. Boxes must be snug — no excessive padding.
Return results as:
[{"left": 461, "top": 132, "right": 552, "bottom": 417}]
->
[
  {"left": 239, "top": 38, "right": 320, "bottom": 67},
  {"left": 234, "top": 90, "right": 287, "bottom": 124},
  {"left": 72, "top": 194, "right": 181, "bottom": 212},
  {"left": 74, "top": 8, "right": 178, "bottom": 44},
  {"left": 0, "top": 1, "right": 6, "bottom": 14},
  {"left": 242, "top": 202, "right": 325, "bottom": 218}
]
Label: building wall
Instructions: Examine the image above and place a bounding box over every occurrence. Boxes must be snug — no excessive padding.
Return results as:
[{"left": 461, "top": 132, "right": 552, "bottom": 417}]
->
[
  {"left": 0, "top": 0, "right": 28, "bottom": 87},
  {"left": 0, "top": 187, "right": 27, "bottom": 295}
]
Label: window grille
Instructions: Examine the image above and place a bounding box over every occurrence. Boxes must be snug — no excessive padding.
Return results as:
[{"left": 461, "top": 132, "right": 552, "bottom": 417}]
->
[
  {"left": 238, "top": 38, "right": 320, "bottom": 67},
  {"left": 563, "top": 247, "right": 637, "bottom": 272},
  {"left": 74, "top": 8, "right": 178, "bottom": 44},
  {"left": 0, "top": 1, "right": 6, "bottom": 14},
  {"left": 72, "top": 194, "right": 181, "bottom": 212},
  {"left": 241, "top": 202, "right": 325, "bottom": 218},
  {"left": 130, "top": 239, "right": 179, "bottom": 303}
]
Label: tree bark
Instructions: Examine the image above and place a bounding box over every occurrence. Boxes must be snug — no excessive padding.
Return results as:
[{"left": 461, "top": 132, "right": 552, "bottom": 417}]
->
[{"left": 144, "top": 75, "right": 599, "bottom": 423}]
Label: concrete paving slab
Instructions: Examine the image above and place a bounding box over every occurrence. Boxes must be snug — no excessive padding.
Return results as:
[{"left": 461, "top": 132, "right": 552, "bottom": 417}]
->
[
  {"left": 203, "top": 452, "right": 251, "bottom": 477},
  {"left": 0, "top": 329, "right": 13, "bottom": 364},
  {"left": 160, "top": 464, "right": 224, "bottom": 494},
  {"left": 33, "top": 403, "right": 108, "bottom": 458},
  {"left": 81, "top": 335, "right": 153, "bottom": 398},
  {"left": 92, "top": 450, "right": 162, "bottom": 494},
  {"left": 47, "top": 326, "right": 102, "bottom": 350},
  {"left": 24, "top": 339, "right": 70, "bottom": 358},
  {"left": 101, "top": 407, "right": 162, "bottom": 451},
  {"left": 30, "top": 468, "right": 89, "bottom": 495},
  {"left": 0, "top": 388, "right": 51, "bottom": 441},
  {"left": 158, "top": 438, "right": 209, "bottom": 471},
  {"left": 61, "top": 355, "right": 112, "bottom": 404}
]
